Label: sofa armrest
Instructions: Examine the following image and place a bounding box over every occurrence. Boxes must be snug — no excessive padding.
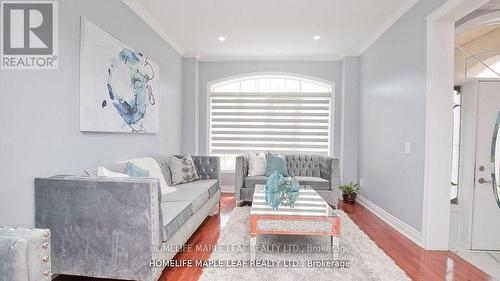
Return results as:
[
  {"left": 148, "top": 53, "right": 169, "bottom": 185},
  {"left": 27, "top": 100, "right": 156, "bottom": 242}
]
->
[
  {"left": 192, "top": 156, "right": 220, "bottom": 181},
  {"left": 235, "top": 155, "right": 247, "bottom": 201},
  {"left": 35, "top": 176, "right": 161, "bottom": 281},
  {"left": 320, "top": 156, "right": 340, "bottom": 190}
]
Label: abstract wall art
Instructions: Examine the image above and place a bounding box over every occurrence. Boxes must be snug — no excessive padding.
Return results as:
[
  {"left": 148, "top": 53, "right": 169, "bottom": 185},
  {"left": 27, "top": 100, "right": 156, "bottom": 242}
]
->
[{"left": 80, "top": 18, "right": 159, "bottom": 133}]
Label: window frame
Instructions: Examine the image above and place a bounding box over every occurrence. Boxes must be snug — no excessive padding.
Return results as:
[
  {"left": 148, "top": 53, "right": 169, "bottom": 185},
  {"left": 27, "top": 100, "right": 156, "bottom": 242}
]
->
[{"left": 206, "top": 72, "right": 335, "bottom": 172}]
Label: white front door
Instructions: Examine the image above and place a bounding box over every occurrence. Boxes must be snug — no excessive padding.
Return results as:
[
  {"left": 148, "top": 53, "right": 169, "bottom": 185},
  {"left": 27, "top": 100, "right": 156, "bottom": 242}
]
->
[{"left": 471, "top": 81, "right": 500, "bottom": 251}]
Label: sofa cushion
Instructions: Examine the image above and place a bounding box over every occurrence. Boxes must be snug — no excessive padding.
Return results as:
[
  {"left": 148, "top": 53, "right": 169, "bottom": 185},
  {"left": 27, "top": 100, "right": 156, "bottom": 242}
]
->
[
  {"left": 208, "top": 181, "right": 220, "bottom": 198},
  {"left": 294, "top": 176, "right": 330, "bottom": 190},
  {"left": 245, "top": 176, "right": 330, "bottom": 190},
  {"left": 161, "top": 179, "right": 217, "bottom": 201},
  {"left": 160, "top": 201, "right": 193, "bottom": 241},
  {"left": 161, "top": 179, "right": 218, "bottom": 213},
  {"left": 159, "top": 179, "right": 220, "bottom": 241}
]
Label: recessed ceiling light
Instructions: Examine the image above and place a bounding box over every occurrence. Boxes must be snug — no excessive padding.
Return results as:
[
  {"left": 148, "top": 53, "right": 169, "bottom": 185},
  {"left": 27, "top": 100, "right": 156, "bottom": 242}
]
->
[
  {"left": 313, "top": 35, "right": 321, "bottom": 40},
  {"left": 218, "top": 36, "right": 226, "bottom": 42}
]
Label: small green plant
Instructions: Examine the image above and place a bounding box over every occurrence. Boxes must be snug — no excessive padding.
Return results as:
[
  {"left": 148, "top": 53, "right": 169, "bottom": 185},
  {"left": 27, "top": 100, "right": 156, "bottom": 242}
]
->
[{"left": 338, "top": 182, "right": 360, "bottom": 194}]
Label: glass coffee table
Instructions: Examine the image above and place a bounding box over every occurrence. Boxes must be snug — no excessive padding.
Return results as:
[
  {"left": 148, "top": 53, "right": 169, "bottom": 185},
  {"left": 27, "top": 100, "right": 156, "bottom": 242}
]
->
[{"left": 250, "top": 184, "right": 341, "bottom": 259}]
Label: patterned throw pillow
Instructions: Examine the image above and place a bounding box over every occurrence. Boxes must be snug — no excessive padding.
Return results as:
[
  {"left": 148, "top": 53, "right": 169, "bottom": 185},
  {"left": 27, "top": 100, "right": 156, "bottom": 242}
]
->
[{"left": 168, "top": 154, "right": 200, "bottom": 185}]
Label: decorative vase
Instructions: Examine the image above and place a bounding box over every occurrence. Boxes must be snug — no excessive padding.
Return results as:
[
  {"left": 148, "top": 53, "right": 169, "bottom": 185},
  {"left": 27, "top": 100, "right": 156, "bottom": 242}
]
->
[
  {"left": 265, "top": 171, "right": 285, "bottom": 209},
  {"left": 281, "top": 173, "right": 300, "bottom": 207},
  {"left": 342, "top": 193, "right": 357, "bottom": 204},
  {"left": 265, "top": 171, "right": 300, "bottom": 209}
]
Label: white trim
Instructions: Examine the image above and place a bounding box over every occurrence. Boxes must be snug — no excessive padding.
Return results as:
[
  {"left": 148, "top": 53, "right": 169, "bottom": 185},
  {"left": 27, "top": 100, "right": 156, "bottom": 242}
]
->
[
  {"left": 194, "top": 59, "right": 200, "bottom": 155},
  {"left": 330, "top": 84, "right": 336, "bottom": 158},
  {"left": 121, "top": 0, "right": 185, "bottom": 55},
  {"left": 198, "top": 55, "right": 343, "bottom": 62},
  {"left": 455, "top": 10, "right": 500, "bottom": 35},
  {"left": 356, "top": 195, "right": 423, "bottom": 247},
  {"left": 358, "top": 0, "right": 418, "bottom": 54},
  {"left": 207, "top": 71, "right": 335, "bottom": 89},
  {"left": 423, "top": 0, "right": 490, "bottom": 250},
  {"left": 183, "top": 52, "right": 202, "bottom": 59}
]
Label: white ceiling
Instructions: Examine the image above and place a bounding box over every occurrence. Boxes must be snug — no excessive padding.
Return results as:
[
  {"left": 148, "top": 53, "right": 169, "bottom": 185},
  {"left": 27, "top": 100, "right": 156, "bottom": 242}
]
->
[{"left": 123, "top": 0, "right": 417, "bottom": 60}]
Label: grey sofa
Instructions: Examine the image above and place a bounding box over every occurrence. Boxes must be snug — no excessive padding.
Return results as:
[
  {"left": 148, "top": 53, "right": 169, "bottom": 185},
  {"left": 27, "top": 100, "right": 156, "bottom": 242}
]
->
[
  {"left": 35, "top": 155, "right": 220, "bottom": 281},
  {"left": 235, "top": 154, "right": 340, "bottom": 204}
]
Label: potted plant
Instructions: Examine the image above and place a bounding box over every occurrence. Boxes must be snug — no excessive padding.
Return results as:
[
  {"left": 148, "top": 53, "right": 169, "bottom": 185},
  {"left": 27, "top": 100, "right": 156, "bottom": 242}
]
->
[{"left": 338, "top": 182, "right": 360, "bottom": 204}]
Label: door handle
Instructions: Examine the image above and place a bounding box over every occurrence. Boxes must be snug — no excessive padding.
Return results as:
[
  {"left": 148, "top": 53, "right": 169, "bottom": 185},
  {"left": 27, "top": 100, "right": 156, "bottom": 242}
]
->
[{"left": 478, "top": 178, "right": 492, "bottom": 184}]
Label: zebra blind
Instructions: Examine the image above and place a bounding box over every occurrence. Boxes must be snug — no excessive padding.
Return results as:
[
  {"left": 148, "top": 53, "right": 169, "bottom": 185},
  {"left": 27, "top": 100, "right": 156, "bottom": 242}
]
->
[{"left": 209, "top": 91, "right": 331, "bottom": 157}]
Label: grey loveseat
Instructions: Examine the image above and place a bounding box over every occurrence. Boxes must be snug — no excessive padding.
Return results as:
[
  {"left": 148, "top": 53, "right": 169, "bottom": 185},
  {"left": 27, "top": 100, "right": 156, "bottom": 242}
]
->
[
  {"left": 235, "top": 154, "right": 340, "bottom": 204},
  {"left": 35, "top": 155, "right": 220, "bottom": 281}
]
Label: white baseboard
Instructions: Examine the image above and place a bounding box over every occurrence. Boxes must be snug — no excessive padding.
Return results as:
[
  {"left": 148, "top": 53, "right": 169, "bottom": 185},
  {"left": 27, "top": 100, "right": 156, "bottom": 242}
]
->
[
  {"left": 220, "top": 185, "right": 235, "bottom": 193},
  {"left": 356, "top": 195, "right": 423, "bottom": 247}
]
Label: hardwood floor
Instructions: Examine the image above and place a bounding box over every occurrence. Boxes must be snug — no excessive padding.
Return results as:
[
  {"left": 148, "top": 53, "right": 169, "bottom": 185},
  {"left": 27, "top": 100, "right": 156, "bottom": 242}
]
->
[
  {"left": 55, "top": 193, "right": 491, "bottom": 281},
  {"left": 336, "top": 200, "right": 491, "bottom": 281},
  {"left": 163, "top": 194, "right": 492, "bottom": 281}
]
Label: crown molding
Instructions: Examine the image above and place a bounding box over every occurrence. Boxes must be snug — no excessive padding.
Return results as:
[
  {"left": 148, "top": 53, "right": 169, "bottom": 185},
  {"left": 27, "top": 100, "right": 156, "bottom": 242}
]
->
[
  {"left": 121, "top": 0, "right": 185, "bottom": 56},
  {"left": 197, "top": 55, "right": 344, "bottom": 62},
  {"left": 183, "top": 52, "right": 202, "bottom": 59},
  {"left": 358, "top": 0, "right": 419, "bottom": 54}
]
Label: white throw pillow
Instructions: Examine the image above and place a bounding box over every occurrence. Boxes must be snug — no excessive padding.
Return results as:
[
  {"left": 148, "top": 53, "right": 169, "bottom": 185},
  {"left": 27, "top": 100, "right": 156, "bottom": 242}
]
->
[
  {"left": 248, "top": 152, "right": 267, "bottom": 176},
  {"left": 126, "top": 157, "right": 177, "bottom": 194},
  {"left": 97, "top": 166, "right": 129, "bottom": 177}
]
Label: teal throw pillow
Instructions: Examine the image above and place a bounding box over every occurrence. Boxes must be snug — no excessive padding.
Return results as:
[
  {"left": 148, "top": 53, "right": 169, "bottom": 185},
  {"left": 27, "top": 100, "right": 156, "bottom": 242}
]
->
[
  {"left": 127, "top": 162, "right": 150, "bottom": 177},
  {"left": 265, "top": 152, "right": 288, "bottom": 177}
]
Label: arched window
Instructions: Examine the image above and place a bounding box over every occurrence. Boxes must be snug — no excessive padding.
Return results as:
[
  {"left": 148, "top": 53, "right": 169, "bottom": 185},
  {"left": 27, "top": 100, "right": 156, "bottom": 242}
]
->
[
  {"left": 465, "top": 53, "right": 500, "bottom": 78},
  {"left": 208, "top": 74, "right": 333, "bottom": 170}
]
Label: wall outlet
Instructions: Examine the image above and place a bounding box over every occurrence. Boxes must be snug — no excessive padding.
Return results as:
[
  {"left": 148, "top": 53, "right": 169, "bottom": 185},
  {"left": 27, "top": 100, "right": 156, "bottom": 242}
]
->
[
  {"left": 404, "top": 142, "right": 411, "bottom": 154},
  {"left": 359, "top": 178, "right": 363, "bottom": 186}
]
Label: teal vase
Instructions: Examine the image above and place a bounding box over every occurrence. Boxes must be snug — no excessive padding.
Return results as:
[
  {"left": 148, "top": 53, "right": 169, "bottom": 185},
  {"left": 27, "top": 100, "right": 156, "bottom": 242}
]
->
[
  {"left": 264, "top": 171, "right": 300, "bottom": 209},
  {"left": 282, "top": 172, "right": 300, "bottom": 207},
  {"left": 265, "top": 171, "right": 285, "bottom": 210}
]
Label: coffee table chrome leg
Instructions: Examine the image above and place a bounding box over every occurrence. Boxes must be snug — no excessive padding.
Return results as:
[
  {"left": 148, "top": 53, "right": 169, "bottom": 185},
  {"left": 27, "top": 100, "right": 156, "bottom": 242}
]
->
[
  {"left": 331, "top": 235, "right": 340, "bottom": 259},
  {"left": 250, "top": 235, "right": 257, "bottom": 260}
]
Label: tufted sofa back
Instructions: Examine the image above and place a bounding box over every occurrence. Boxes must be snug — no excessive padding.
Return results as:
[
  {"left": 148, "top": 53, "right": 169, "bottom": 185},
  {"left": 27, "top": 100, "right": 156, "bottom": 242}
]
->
[{"left": 285, "top": 154, "right": 321, "bottom": 177}]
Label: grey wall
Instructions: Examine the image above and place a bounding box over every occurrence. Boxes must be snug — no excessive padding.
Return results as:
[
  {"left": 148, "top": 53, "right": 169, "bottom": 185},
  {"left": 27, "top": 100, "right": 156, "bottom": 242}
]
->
[
  {"left": 180, "top": 59, "right": 362, "bottom": 190},
  {"left": 196, "top": 61, "right": 344, "bottom": 158},
  {"left": 358, "top": 0, "right": 446, "bottom": 232},
  {"left": 341, "top": 57, "right": 360, "bottom": 184},
  {"left": 0, "top": 0, "right": 183, "bottom": 227},
  {"left": 182, "top": 58, "right": 199, "bottom": 154}
]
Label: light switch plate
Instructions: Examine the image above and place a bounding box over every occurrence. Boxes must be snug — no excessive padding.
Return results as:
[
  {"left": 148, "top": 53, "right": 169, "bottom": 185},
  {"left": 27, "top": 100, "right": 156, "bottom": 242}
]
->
[{"left": 404, "top": 142, "right": 411, "bottom": 154}]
